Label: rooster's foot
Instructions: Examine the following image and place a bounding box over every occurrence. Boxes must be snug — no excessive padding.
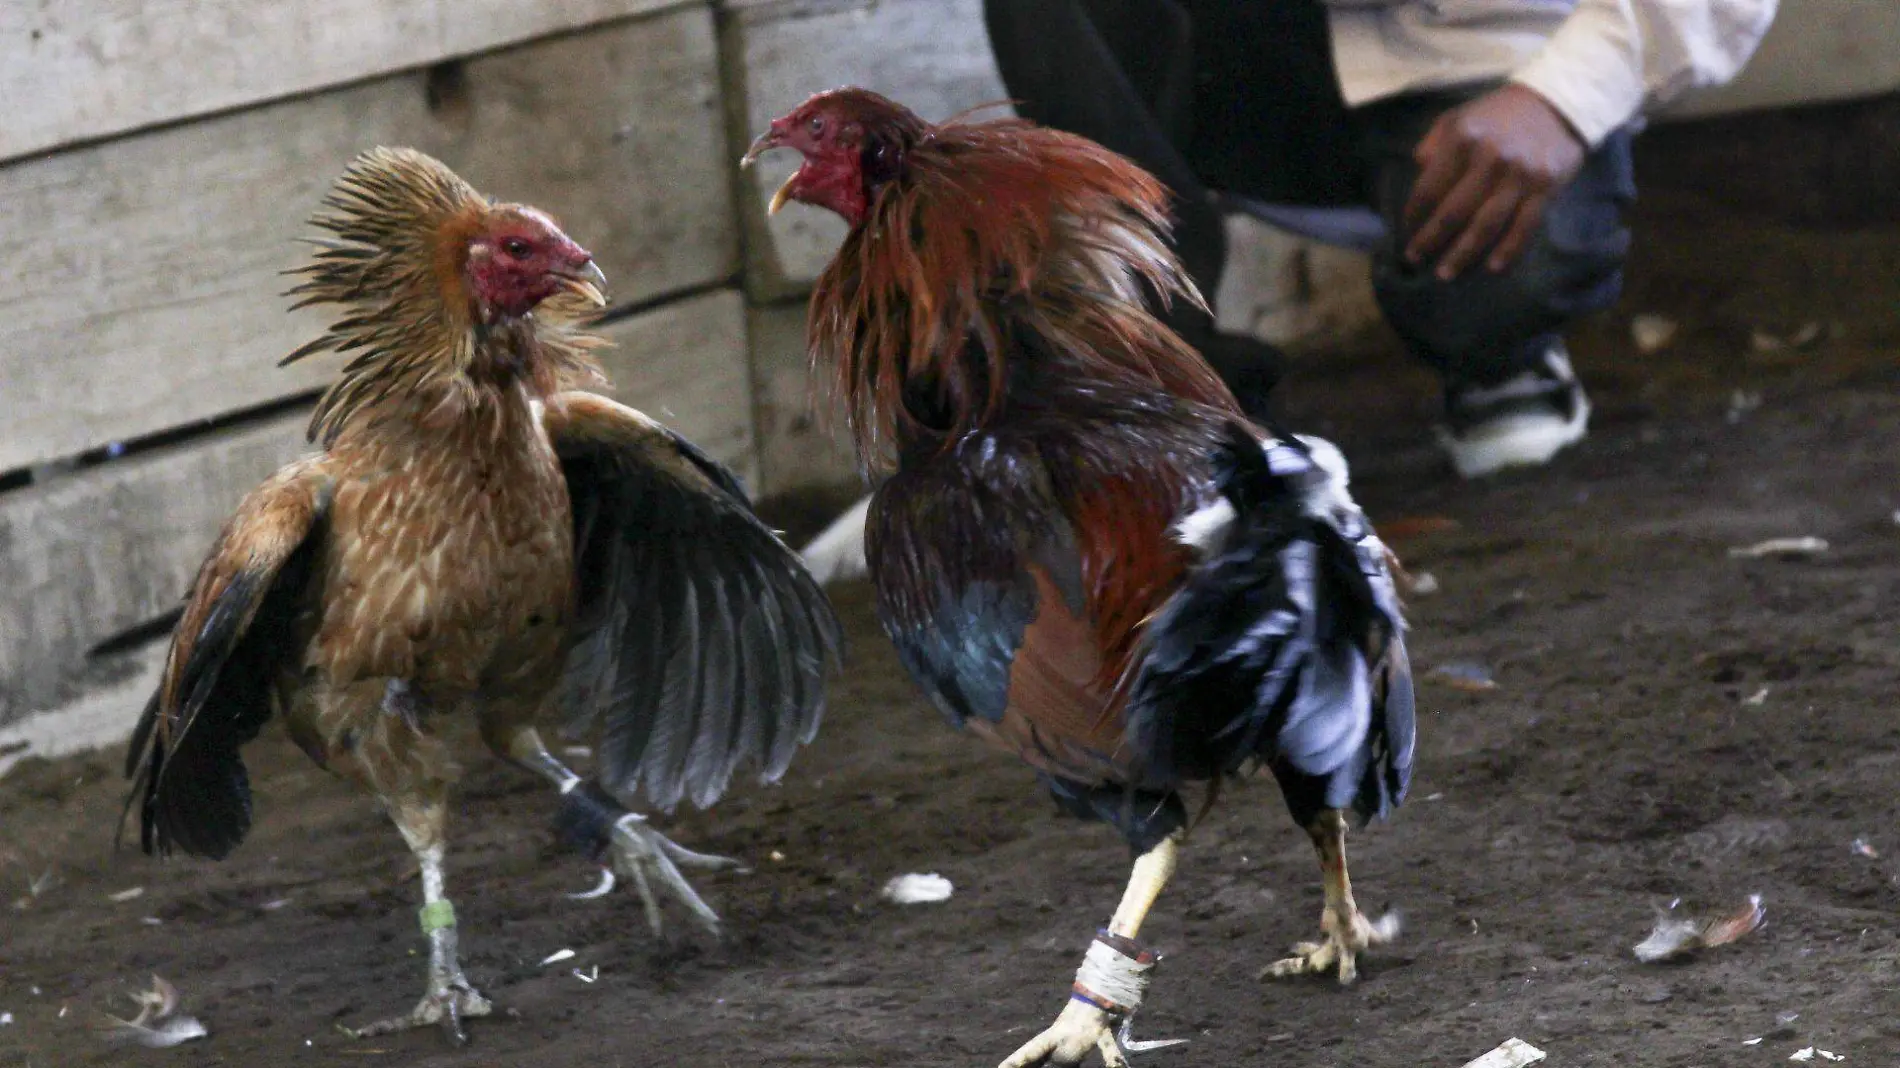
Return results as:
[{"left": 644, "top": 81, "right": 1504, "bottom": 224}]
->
[
  {"left": 1000, "top": 999, "right": 1125, "bottom": 1068},
  {"left": 345, "top": 975, "right": 491, "bottom": 1045},
  {"left": 998, "top": 998, "right": 1184, "bottom": 1068},
  {"left": 609, "top": 813, "right": 744, "bottom": 937},
  {"left": 1258, "top": 907, "right": 1400, "bottom": 985}
]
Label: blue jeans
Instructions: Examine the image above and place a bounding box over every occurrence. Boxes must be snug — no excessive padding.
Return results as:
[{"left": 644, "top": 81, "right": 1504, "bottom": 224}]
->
[{"left": 1358, "top": 89, "right": 1635, "bottom": 391}]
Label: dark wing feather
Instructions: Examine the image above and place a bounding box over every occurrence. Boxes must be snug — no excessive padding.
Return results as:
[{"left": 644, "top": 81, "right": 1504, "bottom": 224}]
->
[
  {"left": 866, "top": 452, "right": 1046, "bottom": 731},
  {"left": 867, "top": 434, "right": 1141, "bottom": 788},
  {"left": 1126, "top": 423, "right": 1415, "bottom": 825},
  {"left": 546, "top": 392, "right": 842, "bottom": 812},
  {"left": 121, "top": 464, "right": 330, "bottom": 859},
  {"left": 865, "top": 377, "right": 1223, "bottom": 789}
]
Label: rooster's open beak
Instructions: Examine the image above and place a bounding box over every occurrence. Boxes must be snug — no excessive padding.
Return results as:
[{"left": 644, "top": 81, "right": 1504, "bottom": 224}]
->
[
  {"left": 555, "top": 260, "right": 610, "bottom": 307},
  {"left": 740, "top": 128, "right": 780, "bottom": 169},
  {"left": 740, "top": 128, "right": 798, "bottom": 217}
]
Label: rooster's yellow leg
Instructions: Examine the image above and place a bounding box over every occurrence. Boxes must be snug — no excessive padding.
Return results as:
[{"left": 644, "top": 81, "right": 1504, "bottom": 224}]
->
[
  {"left": 502, "top": 727, "right": 741, "bottom": 935},
  {"left": 999, "top": 834, "right": 1184, "bottom": 1068},
  {"left": 1260, "top": 809, "right": 1400, "bottom": 985},
  {"left": 345, "top": 792, "right": 491, "bottom": 1044}
]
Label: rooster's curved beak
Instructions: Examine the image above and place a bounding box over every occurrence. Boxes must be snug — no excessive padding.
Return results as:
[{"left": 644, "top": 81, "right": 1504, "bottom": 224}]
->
[
  {"left": 740, "top": 126, "right": 800, "bottom": 217},
  {"left": 740, "top": 128, "right": 782, "bottom": 169},
  {"left": 554, "top": 259, "right": 609, "bottom": 307}
]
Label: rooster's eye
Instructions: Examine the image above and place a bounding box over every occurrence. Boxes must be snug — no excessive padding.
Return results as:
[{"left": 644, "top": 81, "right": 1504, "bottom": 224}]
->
[
  {"left": 502, "top": 238, "right": 532, "bottom": 260},
  {"left": 808, "top": 116, "right": 826, "bottom": 138}
]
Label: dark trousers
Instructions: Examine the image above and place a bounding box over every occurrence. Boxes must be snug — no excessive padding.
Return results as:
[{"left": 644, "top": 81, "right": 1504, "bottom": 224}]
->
[{"left": 982, "top": 0, "right": 1636, "bottom": 392}]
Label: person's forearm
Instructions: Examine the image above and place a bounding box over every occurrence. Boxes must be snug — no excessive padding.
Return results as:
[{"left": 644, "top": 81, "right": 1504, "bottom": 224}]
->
[
  {"left": 1509, "top": 0, "right": 1645, "bottom": 148},
  {"left": 1511, "top": 0, "right": 1779, "bottom": 146}
]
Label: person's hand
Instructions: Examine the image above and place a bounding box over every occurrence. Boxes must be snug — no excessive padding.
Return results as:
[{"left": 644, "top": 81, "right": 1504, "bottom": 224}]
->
[{"left": 1402, "top": 83, "right": 1586, "bottom": 280}]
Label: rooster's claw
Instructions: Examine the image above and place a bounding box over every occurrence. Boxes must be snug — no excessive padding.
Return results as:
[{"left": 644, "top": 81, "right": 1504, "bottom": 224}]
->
[
  {"left": 344, "top": 977, "right": 491, "bottom": 1046},
  {"left": 607, "top": 814, "right": 743, "bottom": 937}
]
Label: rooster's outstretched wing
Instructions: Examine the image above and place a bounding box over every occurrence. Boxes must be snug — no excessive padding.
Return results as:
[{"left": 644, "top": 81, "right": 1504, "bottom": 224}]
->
[{"left": 545, "top": 392, "right": 842, "bottom": 812}]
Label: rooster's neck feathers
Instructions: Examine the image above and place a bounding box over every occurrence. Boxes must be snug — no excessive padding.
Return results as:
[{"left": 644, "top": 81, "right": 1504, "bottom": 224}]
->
[
  {"left": 809, "top": 115, "right": 1241, "bottom": 464},
  {"left": 282, "top": 147, "right": 607, "bottom": 448}
]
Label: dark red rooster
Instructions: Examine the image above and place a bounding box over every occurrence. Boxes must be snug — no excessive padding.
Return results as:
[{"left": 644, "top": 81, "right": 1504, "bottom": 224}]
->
[
  {"left": 744, "top": 91, "right": 1415, "bottom": 1066},
  {"left": 122, "top": 148, "right": 841, "bottom": 1042}
]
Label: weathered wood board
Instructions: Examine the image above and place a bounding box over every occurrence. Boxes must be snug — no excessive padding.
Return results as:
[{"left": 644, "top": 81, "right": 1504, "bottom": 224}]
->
[
  {"left": 1661, "top": 0, "right": 1900, "bottom": 119},
  {"left": 0, "top": 0, "right": 696, "bottom": 163},
  {"left": 747, "top": 302, "right": 858, "bottom": 498},
  {"left": 0, "top": 6, "right": 734, "bottom": 474},
  {"left": 726, "top": 0, "right": 1008, "bottom": 299},
  {"left": 0, "top": 413, "right": 310, "bottom": 727},
  {"left": 597, "top": 289, "right": 758, "bottom": 488},
  {"left": 0, "top": 287, "right": 753, "bottom": 726}
]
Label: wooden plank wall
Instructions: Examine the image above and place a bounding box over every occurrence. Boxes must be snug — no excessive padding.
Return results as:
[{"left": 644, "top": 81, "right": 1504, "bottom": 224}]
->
[
  {"left": 0, "top": 2, "right": 760, "bottom": 723},
  {"left": 0, "top": 0, "right": 693, "bottom": 162},
  {"left": 0, "top": 8, "right": 734, "bottom": 473}
]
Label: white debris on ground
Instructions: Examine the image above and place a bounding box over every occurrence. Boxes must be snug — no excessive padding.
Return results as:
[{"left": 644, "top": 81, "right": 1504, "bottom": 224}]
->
[
  {"left": 1750, "top": 322, "right": 1823, "bottom": 352},
  {"left": 1427, "top": 661, "right": 1498, "bottom": 692},
  {"left": 1727, "top": 390, "right": 1764, "bottom": 424},
  {"left": 539, "top": 949, "right": 576, "bottom": 966},
  {"left": 1633, "top": 894, "right": 1766, "bottom": 963},
  {"left": 881, "top": 873, "right": 953, "bottom": 904},
  {"left": 97, "top": 976, "right": 207, "bottom": 1050},
  {"left": 1852, "top": 838, "right": 1879, "bottom": 859},
  {"left": 1790, "top": 1047, "right": 1845, "bottom": 1062},
  {"left": 107, "top": 887, "right": 144, "bottom": 903},
  {"left": 1743, "top": 687, "right": 1770, "bottom": 706},
  {"left": 1460, "top": 1037, "right": 1547, "bottom": 1068},
  {"left": 13, "top": 868, "right": 59, "bottom": 911},
  {"left": 1630, "top": 314, "right": 1679, "bottom": 355},
  {"left": 1408, "top": 570, "right": 1441, "bottom": 597},
  {"left": 1728, "top": 537, "right": 1828, "bottom": 559}
]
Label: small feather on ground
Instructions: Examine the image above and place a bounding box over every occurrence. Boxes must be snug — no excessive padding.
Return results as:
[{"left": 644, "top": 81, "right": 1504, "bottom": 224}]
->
[
  {"left": 1460, "top": 1038, "right": 1547, "bottom": 1067},
  {"left": 96, "top": 975, "right": 207, "bottom": 1049},
  {"left": 1727, "top": 537, "right": 1828, "bottom": 559},
  {"left": 1427, "top": 662, "right": 1498, "bottom": 692},
  {"left": 1633, "top": 894, "right": 1766, "bottom": 963},
  {"left": 881, "top": 873, "right": 953, "bottom": 904}
]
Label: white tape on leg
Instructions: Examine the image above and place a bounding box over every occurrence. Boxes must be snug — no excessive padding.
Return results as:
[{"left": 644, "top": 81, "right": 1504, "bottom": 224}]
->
[{"left": 1071, "top": 932, "right": 1156, "bottom": 1017}]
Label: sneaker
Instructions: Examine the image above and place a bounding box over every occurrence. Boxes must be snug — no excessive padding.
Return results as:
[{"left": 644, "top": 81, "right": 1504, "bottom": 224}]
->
[{"left": 1436, "top": 344, "right": 1591, "bottom": 479}]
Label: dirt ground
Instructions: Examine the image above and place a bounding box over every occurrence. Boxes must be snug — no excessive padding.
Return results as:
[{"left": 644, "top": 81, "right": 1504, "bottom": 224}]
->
[{"left": 5, "top": 113, "right": 1900, "bottom": 1068}]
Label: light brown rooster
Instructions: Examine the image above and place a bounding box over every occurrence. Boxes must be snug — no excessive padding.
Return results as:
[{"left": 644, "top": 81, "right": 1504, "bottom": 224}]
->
[{"left": 122, "top": 147, "right": 841, "bottom": 1042}]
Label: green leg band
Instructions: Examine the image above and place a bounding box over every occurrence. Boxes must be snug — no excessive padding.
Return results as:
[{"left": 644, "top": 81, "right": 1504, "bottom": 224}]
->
[{"left": 419, "top": 899, "right": 457, "bottom": 935}]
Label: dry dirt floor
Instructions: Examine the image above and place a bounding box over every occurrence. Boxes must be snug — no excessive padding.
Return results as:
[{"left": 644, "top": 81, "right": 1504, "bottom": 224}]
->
[{"left": 4, "top": 109, "right": 1899, "bottom": 1068}]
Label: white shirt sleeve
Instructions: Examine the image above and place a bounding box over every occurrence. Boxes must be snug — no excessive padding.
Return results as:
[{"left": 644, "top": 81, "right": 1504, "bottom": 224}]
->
[{"left": 1509, "top": 0, "right": 1780, "bottom": 147}]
